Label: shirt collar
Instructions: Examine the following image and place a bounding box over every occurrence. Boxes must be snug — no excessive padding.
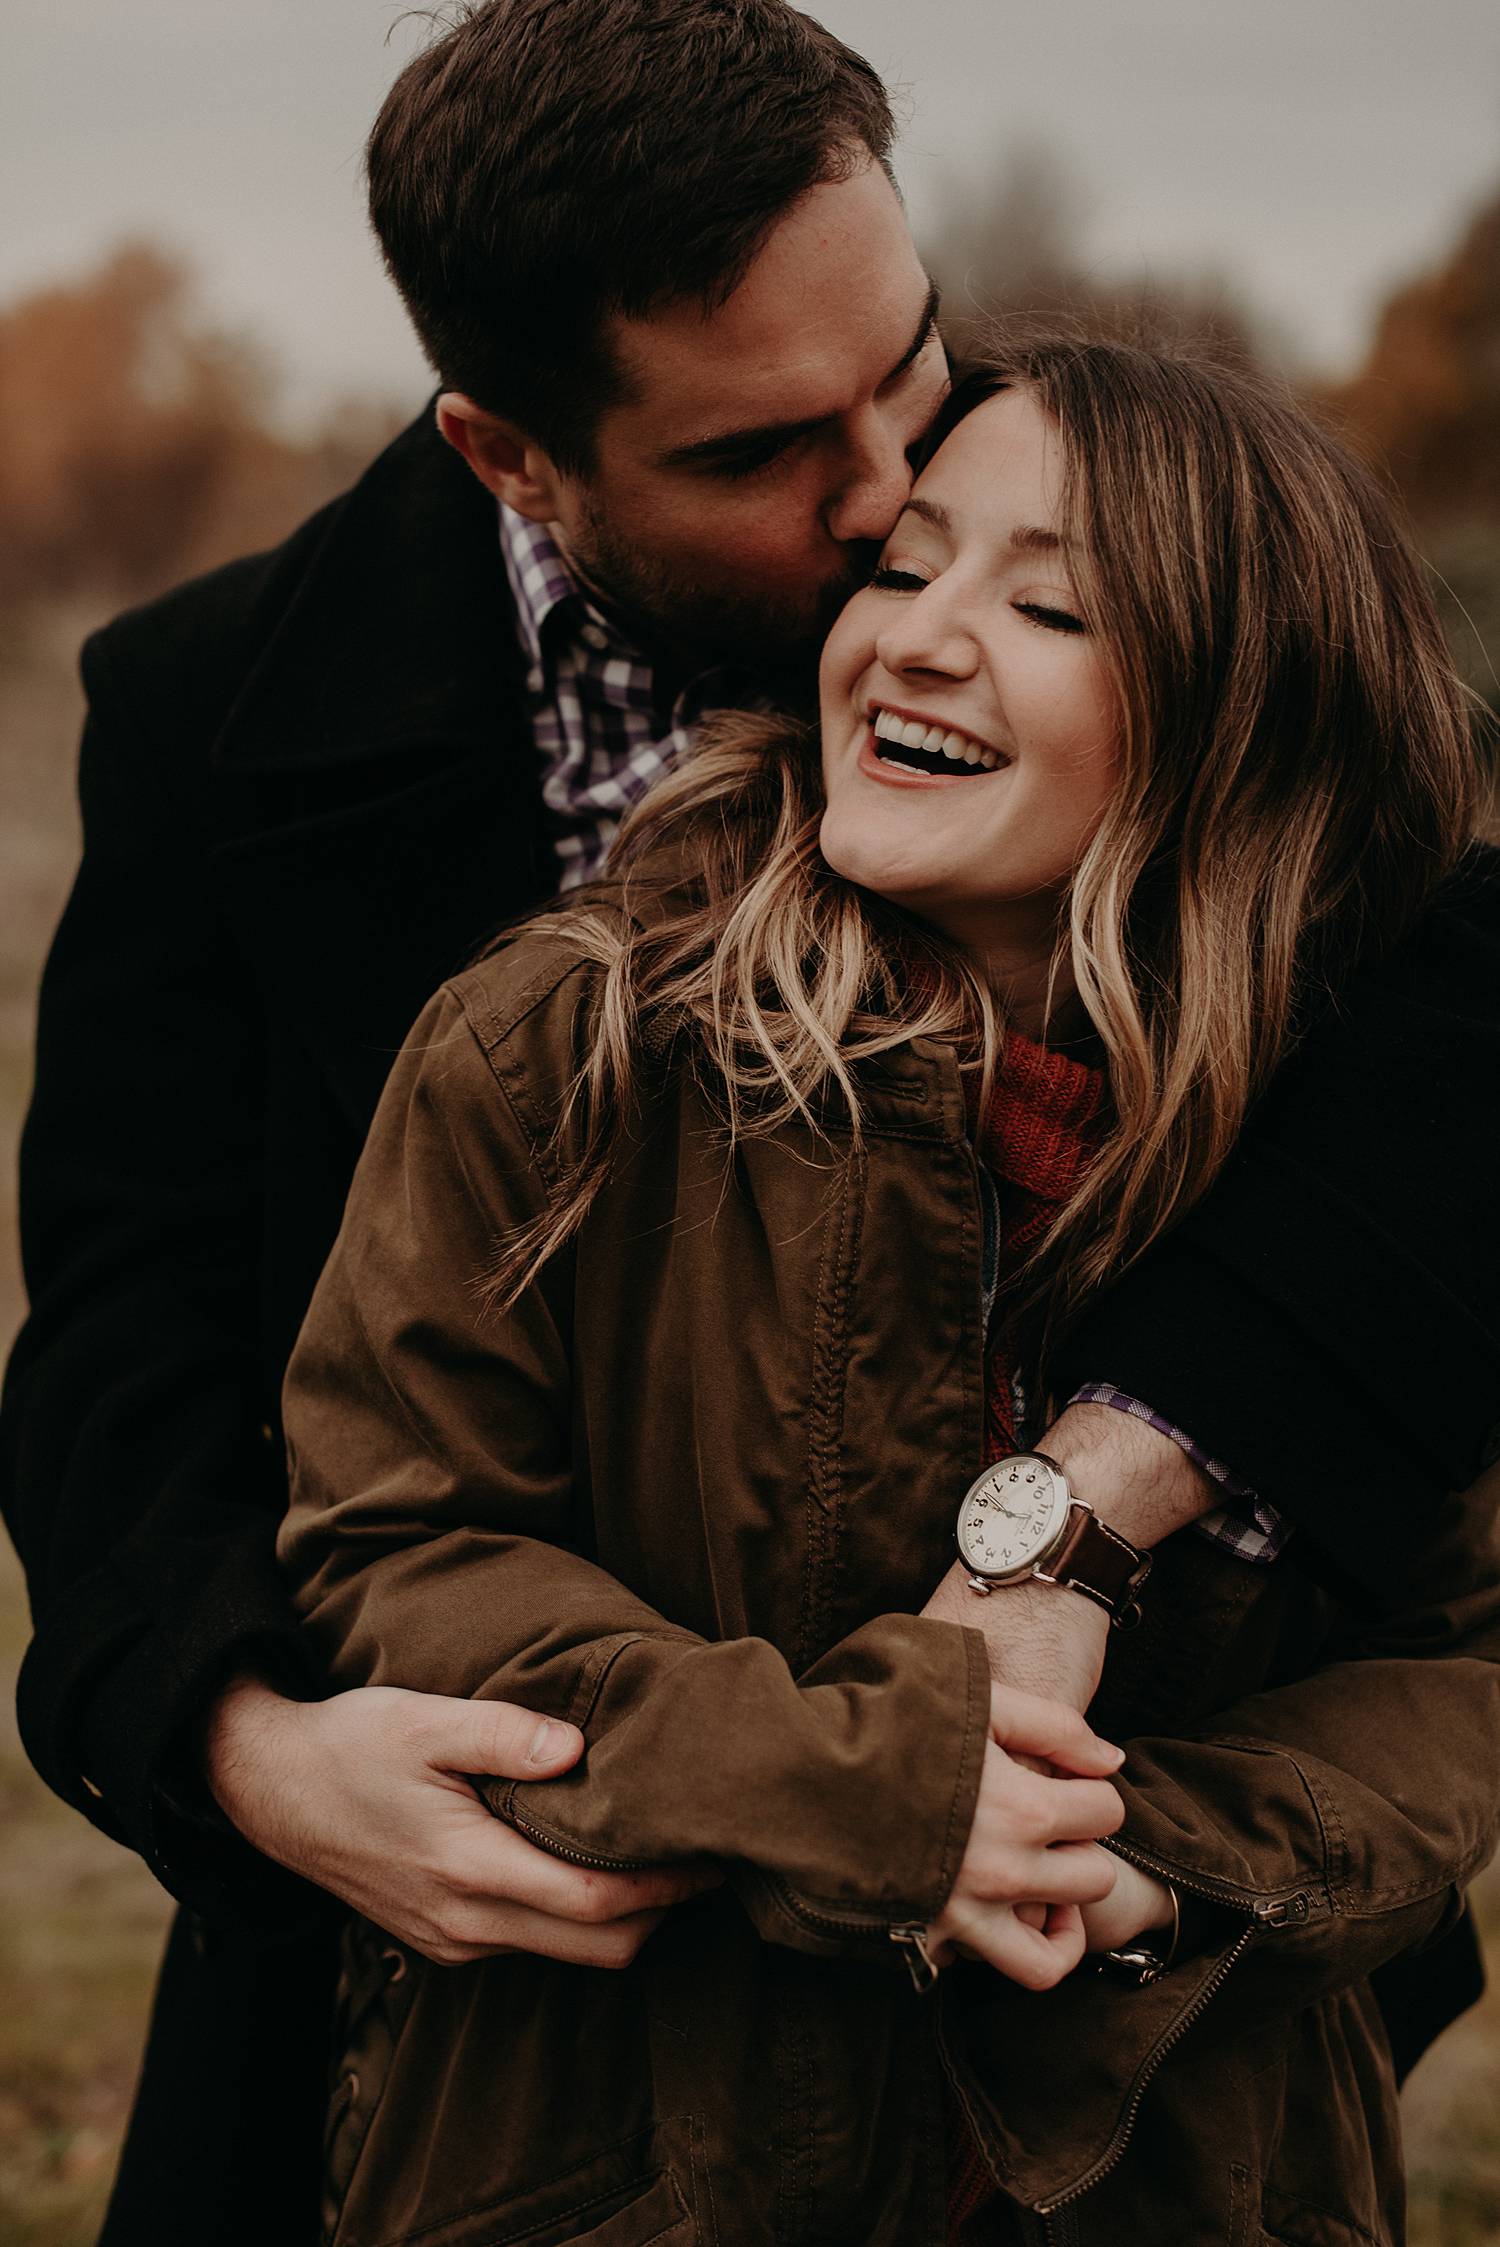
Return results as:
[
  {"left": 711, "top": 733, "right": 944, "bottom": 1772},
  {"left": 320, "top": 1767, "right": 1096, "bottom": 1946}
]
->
[
  {"left": 498, "top": 503, "right": 595, "bottom": 679},
  {"left": 499, "top": 500, "right": 779, "bottom": 729}
]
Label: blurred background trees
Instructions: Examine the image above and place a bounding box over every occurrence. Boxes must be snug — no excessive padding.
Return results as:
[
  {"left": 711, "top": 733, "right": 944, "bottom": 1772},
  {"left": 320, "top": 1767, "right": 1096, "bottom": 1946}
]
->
[{"left": 0, "top": 241, "right": 403, "bottom": 615}]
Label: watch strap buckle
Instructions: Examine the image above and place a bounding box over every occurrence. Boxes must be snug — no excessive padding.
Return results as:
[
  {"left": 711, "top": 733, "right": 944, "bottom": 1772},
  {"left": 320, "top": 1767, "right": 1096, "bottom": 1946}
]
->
[{"left": 1041, "top": 1505, "right": 1154, "bottom": 1628}]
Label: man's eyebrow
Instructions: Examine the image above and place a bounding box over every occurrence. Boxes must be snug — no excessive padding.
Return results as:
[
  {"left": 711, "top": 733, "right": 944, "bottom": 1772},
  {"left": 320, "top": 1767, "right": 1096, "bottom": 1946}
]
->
[
  {"left": 886, "top": 277, "right": 942, "bottom": 389},
  {"left": 657, "top": 277, "right": 943, "bottom": 472}
]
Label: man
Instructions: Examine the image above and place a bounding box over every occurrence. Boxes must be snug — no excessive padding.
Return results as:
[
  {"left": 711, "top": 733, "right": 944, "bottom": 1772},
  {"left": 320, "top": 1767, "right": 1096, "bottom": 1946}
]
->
[{"left": 3, "top": 2, "right": 1497, "bottom": 2240}]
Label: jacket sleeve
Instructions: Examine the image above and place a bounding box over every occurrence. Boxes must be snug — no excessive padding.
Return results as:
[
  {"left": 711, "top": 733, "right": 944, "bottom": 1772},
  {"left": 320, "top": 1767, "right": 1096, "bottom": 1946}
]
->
[
  {"left": 1053, "top": 847, "right": 1500, "bottom": 1575},
  {"left": 278, "top": 977, "right": 992, "bottom": 1957},
  {"left": 945, "top": 1468, "right": 1500, "bottom": 2210},
  {"left": 0, "top": 611, "right": 327, "bottom": 1929}
]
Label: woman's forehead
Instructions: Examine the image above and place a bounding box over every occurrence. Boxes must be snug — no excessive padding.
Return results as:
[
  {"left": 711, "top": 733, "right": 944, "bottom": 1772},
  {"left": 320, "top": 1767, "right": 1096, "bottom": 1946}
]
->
[{"left": 908, "top": 389, "right": 1069, "bottom": 549}]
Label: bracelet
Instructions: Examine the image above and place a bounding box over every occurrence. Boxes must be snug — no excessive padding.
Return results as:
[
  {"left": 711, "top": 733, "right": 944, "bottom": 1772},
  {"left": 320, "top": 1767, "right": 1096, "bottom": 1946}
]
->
[{"left": 1099, "top": 1879, "right": 1181, "bottom": 1986}]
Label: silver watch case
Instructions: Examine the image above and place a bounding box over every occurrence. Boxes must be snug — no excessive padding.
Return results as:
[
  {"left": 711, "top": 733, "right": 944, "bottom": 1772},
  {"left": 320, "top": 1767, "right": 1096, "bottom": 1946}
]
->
[{"left": 954, "top": 1452, "right": 1073, "bottom": 1591}]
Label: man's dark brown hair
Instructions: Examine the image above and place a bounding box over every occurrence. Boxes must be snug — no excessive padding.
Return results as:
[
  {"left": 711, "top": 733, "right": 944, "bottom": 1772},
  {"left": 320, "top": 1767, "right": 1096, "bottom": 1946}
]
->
[{"left": 367, "top": 0, "right": 896, "bottom": 472}]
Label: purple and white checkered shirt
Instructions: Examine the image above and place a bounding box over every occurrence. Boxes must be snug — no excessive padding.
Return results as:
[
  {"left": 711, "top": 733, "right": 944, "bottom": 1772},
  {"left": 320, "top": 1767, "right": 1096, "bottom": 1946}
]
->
[
  {"left": 502, "top": 505, "right": 1284, "bottom": 1565},
  {"left": 1068, "top": 1384, "right": 1286, "bottom": 1563},
  {"left": 501, "top": 504, "right": 743, "bottom": 889}
]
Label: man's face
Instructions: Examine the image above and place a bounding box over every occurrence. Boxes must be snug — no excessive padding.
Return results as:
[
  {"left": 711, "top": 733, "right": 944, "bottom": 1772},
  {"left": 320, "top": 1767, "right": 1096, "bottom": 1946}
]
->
[{"left": 550, "top": 160, "right": 948, "bottom": 666}]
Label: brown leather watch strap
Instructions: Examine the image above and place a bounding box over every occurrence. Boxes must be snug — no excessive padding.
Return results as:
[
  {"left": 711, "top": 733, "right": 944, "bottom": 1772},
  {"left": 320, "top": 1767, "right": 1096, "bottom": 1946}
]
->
[{"left": 1038, "top": 1503, "right": 1153, "bottom": 1627}]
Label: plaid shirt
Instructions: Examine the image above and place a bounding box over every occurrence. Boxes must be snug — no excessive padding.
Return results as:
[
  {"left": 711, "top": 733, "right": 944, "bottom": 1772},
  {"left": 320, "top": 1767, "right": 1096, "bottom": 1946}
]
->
[
  {"left": 501, "top": 505, "right": 1283, "bottom": 1565},
  {"left": 501, "top": 504, "right": 745, "bottom": 889}
]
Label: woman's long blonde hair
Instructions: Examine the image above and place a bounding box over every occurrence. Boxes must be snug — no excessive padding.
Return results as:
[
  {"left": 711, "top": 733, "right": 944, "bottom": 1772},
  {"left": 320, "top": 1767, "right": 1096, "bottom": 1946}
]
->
[{"left": 488, "top": 337, "right": 1479, "bottom": 1344}]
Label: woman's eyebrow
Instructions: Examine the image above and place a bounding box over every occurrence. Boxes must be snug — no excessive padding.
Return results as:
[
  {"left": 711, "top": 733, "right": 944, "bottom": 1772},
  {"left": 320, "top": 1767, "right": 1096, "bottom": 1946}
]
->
[
  {"left": 897, "top": 496, "right": 952, "bottom": 535},
  {"left": 1009, "top": 525, "right": 1069, "bottom": 555},
  {"left": 896, "top": 505, "right": 1067, "bottom": 557}
]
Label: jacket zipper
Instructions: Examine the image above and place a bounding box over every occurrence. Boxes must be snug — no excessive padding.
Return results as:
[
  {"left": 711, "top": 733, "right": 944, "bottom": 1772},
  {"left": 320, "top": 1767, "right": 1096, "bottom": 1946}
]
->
[
  {"left": 1025, "top": 1843, "right": 1320, "bottom": 2227},
  {"left": 764, "top": 1876, "right": 906, "bottom": 1952},
  {"left": 502, "top": 1797, "right": 663, "bottom": 1874},
  {"left": 505, "top": 1798, "right": 910, "bottom": 1953}
]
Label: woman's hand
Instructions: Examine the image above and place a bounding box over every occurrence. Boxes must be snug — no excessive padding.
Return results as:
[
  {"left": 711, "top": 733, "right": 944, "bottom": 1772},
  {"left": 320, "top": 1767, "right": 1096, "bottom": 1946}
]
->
[
  {"left": 1079, "top": 1855, "right": 1175, "bottom": 1956},
  {"left": 924, "top": 1684, "right": 1125, "bottom": 1989}
]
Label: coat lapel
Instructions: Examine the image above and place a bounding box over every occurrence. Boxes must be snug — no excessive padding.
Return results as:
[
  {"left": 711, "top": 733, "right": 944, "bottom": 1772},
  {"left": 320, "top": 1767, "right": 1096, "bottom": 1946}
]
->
[{"left": 207, "top": 408, "right": 556, "bottom": 1124}]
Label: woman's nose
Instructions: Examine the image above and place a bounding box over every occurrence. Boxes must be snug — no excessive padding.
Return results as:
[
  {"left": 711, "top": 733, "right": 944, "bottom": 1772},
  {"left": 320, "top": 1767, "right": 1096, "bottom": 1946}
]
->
[{"left": 875, "top": 580, "right": 976, "bottom": 679}]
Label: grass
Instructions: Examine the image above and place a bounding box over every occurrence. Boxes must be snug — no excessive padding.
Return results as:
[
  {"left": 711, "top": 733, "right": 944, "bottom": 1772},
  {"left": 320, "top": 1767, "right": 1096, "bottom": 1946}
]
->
[{"left": 0, "top": 1545, "right": 172, "bottom": 2247}]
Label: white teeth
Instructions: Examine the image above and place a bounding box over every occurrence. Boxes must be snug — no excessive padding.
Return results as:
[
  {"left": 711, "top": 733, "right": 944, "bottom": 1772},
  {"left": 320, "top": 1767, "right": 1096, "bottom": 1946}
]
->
[{"left": 869, "top": 707, "right": 1003, "bottom": 772}]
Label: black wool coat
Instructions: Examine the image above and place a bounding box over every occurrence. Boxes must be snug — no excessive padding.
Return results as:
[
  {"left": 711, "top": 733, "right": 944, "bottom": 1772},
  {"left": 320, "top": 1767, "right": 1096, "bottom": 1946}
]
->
[{"left": 3, "top": 406, "right": 1499, "bottom": 2243}]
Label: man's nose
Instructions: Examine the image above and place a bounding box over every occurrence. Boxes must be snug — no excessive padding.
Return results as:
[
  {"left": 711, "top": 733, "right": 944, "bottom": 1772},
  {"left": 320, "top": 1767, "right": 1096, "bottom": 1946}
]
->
[{"left": 824, "top": 411, "right": 914, "bottom": 546}]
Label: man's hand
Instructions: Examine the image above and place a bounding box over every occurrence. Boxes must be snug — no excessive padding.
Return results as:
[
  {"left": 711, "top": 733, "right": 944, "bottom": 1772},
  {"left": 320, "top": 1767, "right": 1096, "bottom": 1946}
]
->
[
  {"left": 202, "top": 1673, "right": 719, "bottom": 1967},
  {"left": 925, "top": 1685, "right": 1124, "bottom": 1989},
  {"left": 924, "top": 1403, "right": 1218, "bottom": 1712}
]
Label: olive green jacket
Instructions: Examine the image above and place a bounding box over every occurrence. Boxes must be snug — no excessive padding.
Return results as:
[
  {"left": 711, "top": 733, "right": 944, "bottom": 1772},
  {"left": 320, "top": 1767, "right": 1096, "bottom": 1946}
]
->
[{"left": 280, "top": 929, "right": 1500, "bottom": 2247}]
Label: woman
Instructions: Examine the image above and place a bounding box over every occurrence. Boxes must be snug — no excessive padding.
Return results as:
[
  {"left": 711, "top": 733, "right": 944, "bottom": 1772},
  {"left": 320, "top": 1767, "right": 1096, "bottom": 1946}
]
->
[{"left": 279, "top": 340, "right": 1500, "bottom": 2247}]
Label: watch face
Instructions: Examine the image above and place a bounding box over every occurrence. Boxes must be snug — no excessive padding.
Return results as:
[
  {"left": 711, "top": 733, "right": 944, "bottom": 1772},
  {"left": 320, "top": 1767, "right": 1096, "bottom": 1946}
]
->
[{"left": 956, "top": 1455, "right": 1070, "bottom": 1581}]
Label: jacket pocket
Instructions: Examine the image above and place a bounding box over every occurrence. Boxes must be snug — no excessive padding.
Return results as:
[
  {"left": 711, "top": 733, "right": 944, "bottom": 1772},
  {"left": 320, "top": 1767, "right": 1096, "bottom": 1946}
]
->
[{"left": 380, "top": 2141, "right": 696, "bottom": 2247}]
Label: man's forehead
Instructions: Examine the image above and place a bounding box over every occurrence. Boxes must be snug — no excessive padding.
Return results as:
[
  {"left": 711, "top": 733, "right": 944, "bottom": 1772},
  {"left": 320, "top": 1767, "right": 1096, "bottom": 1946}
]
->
[{"left": 600, "top": 164, "right": 930, "bottom": 447}]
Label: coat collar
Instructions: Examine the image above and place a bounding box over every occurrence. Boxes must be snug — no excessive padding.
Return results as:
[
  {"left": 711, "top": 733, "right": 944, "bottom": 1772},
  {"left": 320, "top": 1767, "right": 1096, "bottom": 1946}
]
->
[
  {"left": 205, "top": 405, "right": 553, "bottom": 1129},
  {"left": 212, "top": 402, "right": 524, "bottom": 773}
]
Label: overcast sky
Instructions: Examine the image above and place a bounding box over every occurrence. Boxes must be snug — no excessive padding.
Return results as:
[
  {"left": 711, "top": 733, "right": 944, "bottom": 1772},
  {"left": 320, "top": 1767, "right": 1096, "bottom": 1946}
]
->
[{"left": 5, "top": 1, "right": 1498, "bottom": 420}]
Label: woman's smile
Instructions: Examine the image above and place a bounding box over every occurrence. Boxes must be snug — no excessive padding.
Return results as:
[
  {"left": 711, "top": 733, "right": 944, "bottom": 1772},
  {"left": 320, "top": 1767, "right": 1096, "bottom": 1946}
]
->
[
  {"left": 865, "top": 702, "right": 1009, "bottom": 776},
  {"left": 817, "top": 386, "right": 1119, "bottom": 979}
]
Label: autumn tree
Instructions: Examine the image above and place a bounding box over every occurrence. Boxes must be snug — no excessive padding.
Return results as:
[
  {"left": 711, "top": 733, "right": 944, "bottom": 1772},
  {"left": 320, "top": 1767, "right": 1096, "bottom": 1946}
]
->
[
  {"left": 920, "top": 144, "right": 1268, "bottom": 372},
  {"left": 0, "top": 243, "right": 403, "bottom": 612}
]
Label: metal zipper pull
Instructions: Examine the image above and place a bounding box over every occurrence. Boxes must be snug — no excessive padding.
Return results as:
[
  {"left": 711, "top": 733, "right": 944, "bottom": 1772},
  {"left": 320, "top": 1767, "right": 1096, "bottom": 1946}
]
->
[{"left": 1253, "top": 1892, "right": 1311, "bottom": 1927}]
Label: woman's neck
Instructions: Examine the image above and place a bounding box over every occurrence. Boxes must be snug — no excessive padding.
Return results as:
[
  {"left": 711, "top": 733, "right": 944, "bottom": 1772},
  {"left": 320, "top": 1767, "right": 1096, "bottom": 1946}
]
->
[
  {"left": 981, "top": 943, "right": 1088, "bottom": 1046},
  {"left": 918, "top": 895, "right": 1086, "bottom": 1045}
]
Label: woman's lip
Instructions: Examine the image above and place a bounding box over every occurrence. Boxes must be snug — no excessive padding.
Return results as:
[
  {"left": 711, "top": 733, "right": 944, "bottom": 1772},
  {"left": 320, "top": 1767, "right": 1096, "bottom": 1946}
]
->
[{"left": 854, "top": 726, "right": 1004, "bottom": 788}]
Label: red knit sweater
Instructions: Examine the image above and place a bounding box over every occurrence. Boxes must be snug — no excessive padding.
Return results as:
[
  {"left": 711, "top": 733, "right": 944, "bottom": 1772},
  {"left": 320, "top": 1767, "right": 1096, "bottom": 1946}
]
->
[{"left": 947, "top": 1030, "right": 1107, "bottom": 2245}]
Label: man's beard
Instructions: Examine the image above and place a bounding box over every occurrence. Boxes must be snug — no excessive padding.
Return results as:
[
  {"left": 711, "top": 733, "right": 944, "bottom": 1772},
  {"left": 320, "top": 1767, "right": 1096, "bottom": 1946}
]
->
[{"left": 570, "top": 497, "right": 864, "bottom": 675}]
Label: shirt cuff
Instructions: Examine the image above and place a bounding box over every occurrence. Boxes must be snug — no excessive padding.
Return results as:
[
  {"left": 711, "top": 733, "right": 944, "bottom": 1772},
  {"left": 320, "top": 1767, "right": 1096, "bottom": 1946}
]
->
[{"left": 1067, "top": 1383, "right": 1289, "bottom": 1564}]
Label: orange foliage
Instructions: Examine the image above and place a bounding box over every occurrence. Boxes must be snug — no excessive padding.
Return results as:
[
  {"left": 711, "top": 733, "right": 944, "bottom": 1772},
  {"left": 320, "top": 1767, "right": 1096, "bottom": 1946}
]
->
[
  {"left": 0, "top": 242, "right": 406, "bottom": 611},
  {"left": 1324, "top": 186, "right": 1500, "bottom": 528}
]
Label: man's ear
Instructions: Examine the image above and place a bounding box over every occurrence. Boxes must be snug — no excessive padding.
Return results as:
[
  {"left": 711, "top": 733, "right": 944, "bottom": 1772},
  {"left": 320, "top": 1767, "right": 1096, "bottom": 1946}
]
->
[{"left": 436, "top": 393, "right": 567, "bottom": 521}]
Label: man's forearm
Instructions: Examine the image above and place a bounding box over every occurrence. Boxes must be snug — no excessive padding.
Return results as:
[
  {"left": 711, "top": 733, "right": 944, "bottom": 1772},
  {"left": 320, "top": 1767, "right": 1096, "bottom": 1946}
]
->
[
  {"left": 922, "top": 1404, "right": 1217, "bottom": 1710},
  {"left": 1043, "top": 1400, "right": 1217, "bottom": 1546}
]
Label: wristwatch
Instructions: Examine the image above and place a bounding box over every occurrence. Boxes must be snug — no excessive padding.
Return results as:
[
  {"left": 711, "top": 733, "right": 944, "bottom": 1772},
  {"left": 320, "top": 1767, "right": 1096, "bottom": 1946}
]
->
[{"left": 955, "top": 1451, "right": 1152, "bottom": 1628}]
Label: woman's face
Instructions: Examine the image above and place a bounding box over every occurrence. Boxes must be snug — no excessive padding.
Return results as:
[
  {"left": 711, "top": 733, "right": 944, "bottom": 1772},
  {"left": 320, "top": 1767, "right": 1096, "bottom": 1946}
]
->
[{"left": 817, "top": 387, "right": 1119, "bottom": 976}]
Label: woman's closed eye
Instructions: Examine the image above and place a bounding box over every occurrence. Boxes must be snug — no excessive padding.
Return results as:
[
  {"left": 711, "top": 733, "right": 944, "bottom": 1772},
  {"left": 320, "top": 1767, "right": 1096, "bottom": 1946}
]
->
[
  {"left": 1015, "top": 600, "right": 1087, "bottom": 635},
  {"left": 868, "top": 563, "right": 932, "bottom": 593}
]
